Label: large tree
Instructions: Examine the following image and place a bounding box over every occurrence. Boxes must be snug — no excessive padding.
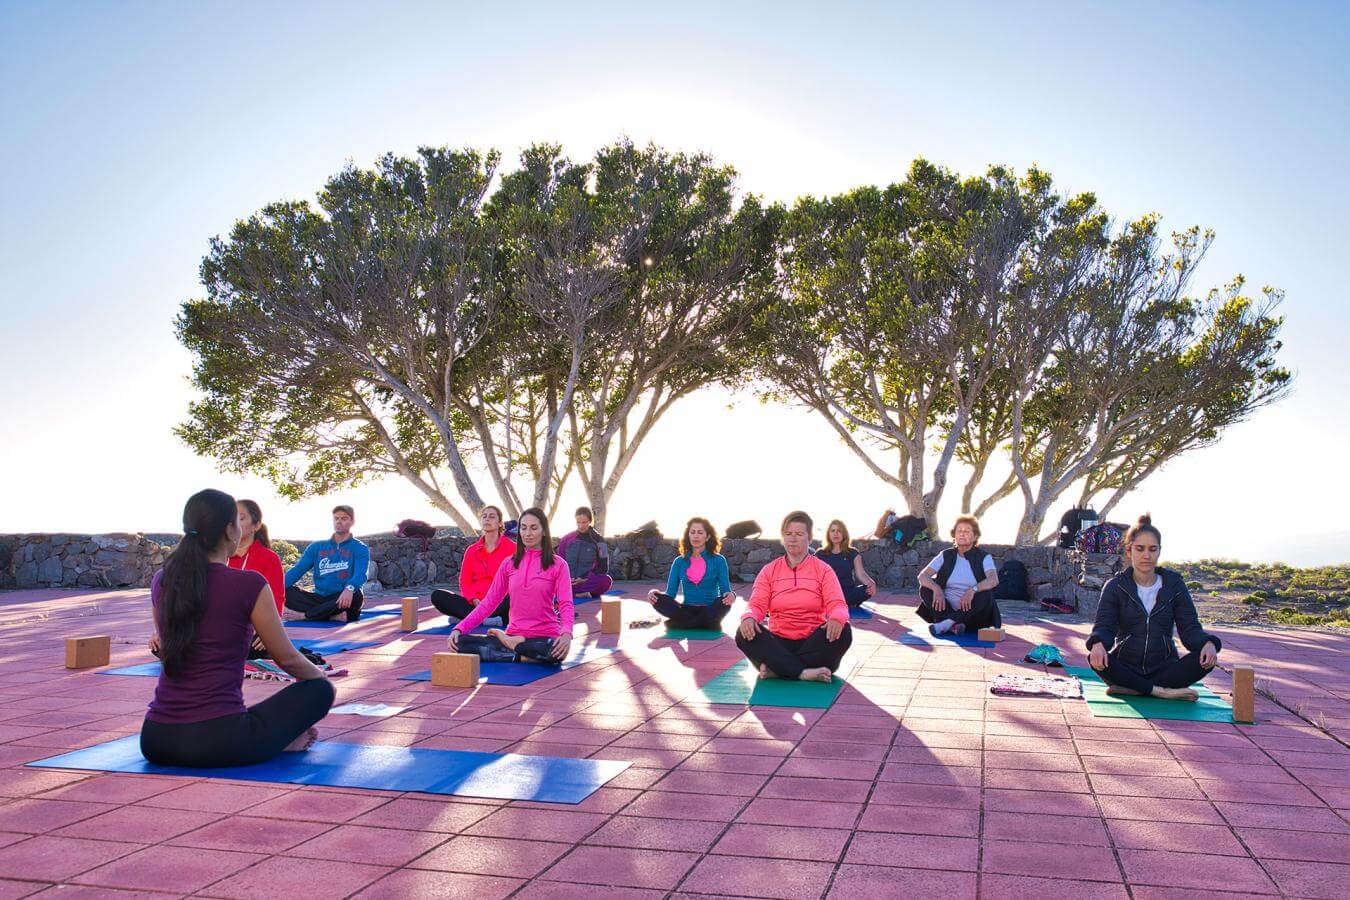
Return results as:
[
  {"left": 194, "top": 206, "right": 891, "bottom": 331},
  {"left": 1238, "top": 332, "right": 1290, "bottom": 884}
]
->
[
  {"left": 178, "top": 148, "right": 505, "bottom": 531},
  {"left": 756, "top": 161, "right": 1073, "bottom": 534},
  {"left": 561, "top": 141, "right": 780, "bottom": 531}
]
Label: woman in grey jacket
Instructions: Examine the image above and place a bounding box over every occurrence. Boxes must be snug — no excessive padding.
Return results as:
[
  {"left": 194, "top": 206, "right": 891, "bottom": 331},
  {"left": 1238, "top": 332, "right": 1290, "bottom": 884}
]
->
[{"left": 1086, "top": 514, "right": 1221, "bottom": 702}]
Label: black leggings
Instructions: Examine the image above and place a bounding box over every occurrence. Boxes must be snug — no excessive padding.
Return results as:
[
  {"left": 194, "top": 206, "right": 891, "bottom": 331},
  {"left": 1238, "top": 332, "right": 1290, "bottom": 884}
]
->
[
  {"left": 652, "top": 592, "right": 731, "bottom": 630},
  {"left": 457, "top": 633, "right": 560, "bottom": 665},
  {"left": 140, "top": 677, "right": 335, "bottom": 768},
  {"left": 431, "top": 590, "right": 510, "bottom": 626},
  {"left": 843, "top": 583, "right": 871, "bottom": 608},
  {"left": 735, "top": 622, "right": 853, "bottom": 679},
  {"left": 285, "top": 586, "right": 364, "bottom": 622},
  {"left": 1099, "top": 650, "right": 1213, "bottom": 694},
  {"left": 917, "top": 587, "right": 1001, "bottom": 629}
]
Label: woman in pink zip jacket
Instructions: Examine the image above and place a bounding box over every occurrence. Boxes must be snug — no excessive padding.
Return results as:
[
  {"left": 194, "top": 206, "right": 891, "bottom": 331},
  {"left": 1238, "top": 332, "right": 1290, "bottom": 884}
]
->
[{"left": 447, "top": 507, "right": 574, "bottom": 665}]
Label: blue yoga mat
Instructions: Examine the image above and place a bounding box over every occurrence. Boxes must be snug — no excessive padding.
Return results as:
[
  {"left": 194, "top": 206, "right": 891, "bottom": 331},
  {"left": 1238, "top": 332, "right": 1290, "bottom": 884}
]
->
[
  {"left": 285, "top": 607, "right": 402, "bottom": 629},
  {"left": 849, "top": 605, "right": 874, "bottom": 619},
  {"left": 899, "top": 630, "right": 995, "bottom": 648},
  {"left": 400, "top": 645, "right": 617, "bottom": 686},
  {"left": 100, "top": 640, "right": 380, "bottom": 678},
  {"left": 603, "top": 589, "right": 624, "bottom": 596},
  {"left": 27, "top": 735, "right": 629, "bottom": 804}
]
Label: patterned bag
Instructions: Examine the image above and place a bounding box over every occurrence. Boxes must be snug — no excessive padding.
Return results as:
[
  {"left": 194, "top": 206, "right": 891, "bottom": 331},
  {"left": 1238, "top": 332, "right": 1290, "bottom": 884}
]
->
[{"left": 1075, "top": 522, "right": 1126, "bottom": 554}]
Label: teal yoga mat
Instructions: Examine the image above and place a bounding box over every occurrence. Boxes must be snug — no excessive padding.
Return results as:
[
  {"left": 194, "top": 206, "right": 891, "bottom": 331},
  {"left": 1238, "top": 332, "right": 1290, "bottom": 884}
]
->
[
  {"left": 695, "top": 660, "right": 849, "bottom": 709},
  {"left": 1066, "top": 666, "right": 1234, "bottom": 722}
]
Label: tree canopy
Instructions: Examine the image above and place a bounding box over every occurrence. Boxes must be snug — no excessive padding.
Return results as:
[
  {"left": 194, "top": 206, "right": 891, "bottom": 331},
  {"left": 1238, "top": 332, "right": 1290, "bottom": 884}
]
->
[{"left": 179, "top": 145, "right": 1290, "bottom": 542}]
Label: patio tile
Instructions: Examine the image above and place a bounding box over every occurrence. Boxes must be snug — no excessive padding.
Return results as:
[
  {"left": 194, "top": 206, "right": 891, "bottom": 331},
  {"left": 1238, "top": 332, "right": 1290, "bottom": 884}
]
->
[
  {"left": 583, "top": 815, "right": 726, "bottom": 852},
  {"left": 981, "top": 838, "right": 1122, "bottom": 882},
  {"left": 826, "top": 864, "right": 976, "bottom": 899},
  {"left": 285, "top": 823, "right": 449, "bottom": 867},
  {"left": 1118, "top": 848, "right": 1276, "bottom": 893},
  {"left": 679, "top": 854, "right": 834, "bottom": 900},
  {"left": 70, "top": 844, "right": 261, "bottom": 894},
  {"left": 0, "top": 835, "right": 143, "bottom": 882},
  {"left": 713, "top": 823, "right": 850, "bottom": 862},
  {"left": 1105, "top": 818, "right": 1247, "bottom": 855},
  {"left": 844, "top": 831, "right": 977, "bottom": 870},
  {"left": 411, "top": 835, "right": 570, "bottom": 878},
  {"left": 544, "top": 845, "right": 699, "bottom": 890},
  {"left": 201, "top": 856, "right": 392, "bottom": 899},
  {"left": 353, "top": 868, "right": 523, "bottom": 899}
]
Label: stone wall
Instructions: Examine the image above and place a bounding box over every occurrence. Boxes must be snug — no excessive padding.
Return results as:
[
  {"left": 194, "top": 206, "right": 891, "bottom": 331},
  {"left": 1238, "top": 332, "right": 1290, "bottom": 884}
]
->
[
  {"left": 0, "top": 534, "right": 171, "bottom": 589},
  {"left": 1, "top": 531, "right": 1116, "bottom": 618}
]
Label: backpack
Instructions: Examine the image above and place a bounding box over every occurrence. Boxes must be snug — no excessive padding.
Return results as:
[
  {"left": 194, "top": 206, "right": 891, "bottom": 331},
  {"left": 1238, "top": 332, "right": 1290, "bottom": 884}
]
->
[
  {"left": 1057, "top": 507, "right": 1098, "bottom": 549},
  {"left": 395, "top": 519, "right": 437, "bottom": 552},
  {"left": 889, "top": 515, "right": 928, "bottom": 550},
  {"left": 1075, "top": 522, "right": 1125, "bottom": 554},
  {"left": 725, "top": 520, "right": 761, "bottom": 540},
  {"left": 994, "top": 558, "right": 1031, "bottom": 603}
]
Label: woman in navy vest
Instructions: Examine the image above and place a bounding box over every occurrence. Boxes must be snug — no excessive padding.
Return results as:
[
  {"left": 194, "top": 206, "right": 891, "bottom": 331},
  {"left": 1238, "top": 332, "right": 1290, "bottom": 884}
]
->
[
  {"left": 1087, "top": 514, "right": 1220, "bottom": 701},
  {"left": 916, "top": 515, "right": 1000, "bottom": 635}
]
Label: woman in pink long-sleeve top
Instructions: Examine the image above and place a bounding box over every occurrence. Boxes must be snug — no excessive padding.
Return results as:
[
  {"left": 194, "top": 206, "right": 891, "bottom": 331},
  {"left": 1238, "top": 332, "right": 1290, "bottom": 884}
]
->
[{"left": 448, "top": 507, "right": 574, "bottom": 665}]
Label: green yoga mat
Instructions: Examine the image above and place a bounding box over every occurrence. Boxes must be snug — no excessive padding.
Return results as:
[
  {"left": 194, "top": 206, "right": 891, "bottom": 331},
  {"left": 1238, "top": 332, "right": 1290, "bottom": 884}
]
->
[
  {"left": 696, "top": 661, "right": 849, "bottom": 709},
  {"left": 1066, "top": 666, "right": 1234, "bottom": 722},
  {"left": 661, "top": 627, "right": 727, "bottom": 641}
]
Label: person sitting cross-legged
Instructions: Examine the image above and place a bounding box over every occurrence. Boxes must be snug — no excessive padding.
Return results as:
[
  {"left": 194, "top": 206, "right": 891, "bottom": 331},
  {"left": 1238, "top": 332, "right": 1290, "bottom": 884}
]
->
[
  {"left": 916, "top": 515, "right": 1001, "bottom": 636},
  {"left": 816, "top": 518, "right": 877, "bottom": 608},
  {"left": 1087, "top": 514, "right": 1220, "bottom": 702},
  {"left": 283, "top": 505, "right": 368, "bottom": 622},
  {"left": 448, "top": 507, "right": 574, "bottom": 666},
  {"left": 648, "top": 516, "right": 736, "bottom": 630},
  {"left": 432, "top": 504, "right": 515, "bottom": 627},
  {"left": 735, "top": 510, "right": 852, "bottom": 683},
  {"left": 558, "top": 506, "right": 613, "bottom": 598}
]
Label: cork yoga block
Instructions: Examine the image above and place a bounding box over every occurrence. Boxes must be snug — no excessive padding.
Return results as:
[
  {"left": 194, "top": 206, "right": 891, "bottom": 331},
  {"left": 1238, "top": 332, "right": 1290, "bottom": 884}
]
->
[
  {"left": 600, "top": 598, "right": 622, "bottom": 635},
  {"left": 401, "top": 596, "right": 419, "bottom": 632},
  {"left": 977, "top": 627, "right": 1004, "bottom": 643},
  {"left": 66, "top": 635, "right": 111, "bottom": 669},
  {"left": 1232, "top": 666, "right": 1256, "bottom": 724},
  {"left": 431, "top": 652, "right": 480, "bottom": 688}
]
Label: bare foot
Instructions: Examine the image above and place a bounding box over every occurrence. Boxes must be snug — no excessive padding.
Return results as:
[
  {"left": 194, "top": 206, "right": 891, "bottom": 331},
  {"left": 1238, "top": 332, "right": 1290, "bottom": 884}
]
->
[
  {"left": 1105, "top": 685, "right": 1143, "bottom": 696},
  {"left": 951, "top": 623, "right": 966, "bottom": 635},
  {"left": 487, "top": 628, "right": 524, "bottom": 651},
  {"left": 283, "top": 726, "right": 318, "bottom": 752},
  {"left": 1152, "top": 686, "right": 1199, "bottom": 702},
  {"left": 799, "top": 667, "right": 833, "bottom": 683},
  {"left": 758, "top": 664, "right": 778, "bottom": 679}
]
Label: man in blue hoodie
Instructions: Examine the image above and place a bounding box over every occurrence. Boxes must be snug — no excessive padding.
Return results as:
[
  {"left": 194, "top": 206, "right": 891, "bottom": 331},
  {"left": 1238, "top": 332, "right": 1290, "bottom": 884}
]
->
[{"left": 284, "top": 505, "right": 370, "bottom": 622}]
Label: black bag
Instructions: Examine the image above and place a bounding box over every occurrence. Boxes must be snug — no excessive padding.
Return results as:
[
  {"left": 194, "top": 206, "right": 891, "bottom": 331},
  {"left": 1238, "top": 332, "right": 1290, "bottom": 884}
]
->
[
  {"left": 725, "top": 520, "right": 761, "bottom": 540},
  {"left": 888, "top": 515, "right": 928, "bottom": 550},
  {"left": 1056, "top": 507, "right": 1098, "bottom": 549},
  {"left": 396, "top": 518, "right": 437, "bottom": 552},
  {"left": 994, "top": 558, "right": 1031, "bottom": 603},
  {"left": 628, "top": 520, "right": 661, "bottom": 539}
]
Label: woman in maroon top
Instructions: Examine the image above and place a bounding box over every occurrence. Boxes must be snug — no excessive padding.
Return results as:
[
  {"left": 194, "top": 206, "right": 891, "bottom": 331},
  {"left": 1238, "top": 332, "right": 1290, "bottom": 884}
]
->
[{"left": 140, "top": 489, "right": 334, "bottom": 768}]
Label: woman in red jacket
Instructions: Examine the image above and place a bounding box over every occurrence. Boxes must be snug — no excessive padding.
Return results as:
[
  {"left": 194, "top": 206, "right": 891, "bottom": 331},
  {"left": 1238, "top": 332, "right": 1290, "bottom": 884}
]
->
[
  {"left": 227, "top": 500, "right": 287, "bottom": 660},
  {"left": 432, "top": 505, "right": 516, "bottom": 626}
]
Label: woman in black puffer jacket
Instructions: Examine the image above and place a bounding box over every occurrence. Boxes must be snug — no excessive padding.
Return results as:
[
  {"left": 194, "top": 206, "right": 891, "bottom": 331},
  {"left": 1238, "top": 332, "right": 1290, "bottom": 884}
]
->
[{"left": 1086, "top": 514, "right": 1221, "bottom": 702}]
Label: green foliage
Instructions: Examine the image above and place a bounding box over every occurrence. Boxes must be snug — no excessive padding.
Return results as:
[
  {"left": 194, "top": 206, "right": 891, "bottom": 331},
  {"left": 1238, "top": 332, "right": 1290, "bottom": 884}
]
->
[{"left": 271, "top": 539, "right": 301, "bottom": 568}]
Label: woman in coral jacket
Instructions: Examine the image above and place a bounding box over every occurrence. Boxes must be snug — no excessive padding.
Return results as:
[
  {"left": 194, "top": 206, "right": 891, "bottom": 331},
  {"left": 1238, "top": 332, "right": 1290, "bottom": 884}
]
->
[
  {"left": 432, "top": 505, "right": 516, "bottom": 626},
  {"left": 736, "top": 510, "right": 852, "bottom": 682}
]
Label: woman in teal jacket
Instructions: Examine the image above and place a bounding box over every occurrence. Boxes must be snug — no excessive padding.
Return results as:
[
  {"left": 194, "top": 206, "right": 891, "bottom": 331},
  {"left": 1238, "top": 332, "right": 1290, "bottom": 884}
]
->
[{"left": 647, "top": 517, "right": 736, "bottom": 630}]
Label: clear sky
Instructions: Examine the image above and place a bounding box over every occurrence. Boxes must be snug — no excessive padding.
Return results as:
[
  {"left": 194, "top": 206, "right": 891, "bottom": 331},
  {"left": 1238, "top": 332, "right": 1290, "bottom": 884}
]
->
[{"left": 3, "top": 1, "right": 1347, "bottom": 565}]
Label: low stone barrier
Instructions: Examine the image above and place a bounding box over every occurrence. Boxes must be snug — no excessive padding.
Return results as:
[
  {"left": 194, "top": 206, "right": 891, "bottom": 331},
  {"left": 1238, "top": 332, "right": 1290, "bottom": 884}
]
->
[{"left": 2, "top": 530, "right": 1108, "bottom": 616}]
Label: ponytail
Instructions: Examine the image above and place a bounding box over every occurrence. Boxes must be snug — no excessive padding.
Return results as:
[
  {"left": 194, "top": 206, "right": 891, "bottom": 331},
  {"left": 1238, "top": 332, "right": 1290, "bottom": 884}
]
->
[{"left": 159, "top": 489, "right": 236, "bottom": 677}]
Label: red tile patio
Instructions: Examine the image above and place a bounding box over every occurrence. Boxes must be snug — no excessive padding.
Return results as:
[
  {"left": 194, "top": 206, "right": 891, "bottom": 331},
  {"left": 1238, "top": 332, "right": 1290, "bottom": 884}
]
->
[{"left": 0, "top": 584, "right": 1346, "bottom": 897}]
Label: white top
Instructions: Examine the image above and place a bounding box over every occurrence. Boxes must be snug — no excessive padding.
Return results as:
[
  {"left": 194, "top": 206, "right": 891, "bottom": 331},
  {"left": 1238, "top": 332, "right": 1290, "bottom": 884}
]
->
[
  {"left": 926, "top": 551, "right": 997, "bottom": 607},
  {"left": 1136, "top": 576, "right": 1162, "bottom": 615}
]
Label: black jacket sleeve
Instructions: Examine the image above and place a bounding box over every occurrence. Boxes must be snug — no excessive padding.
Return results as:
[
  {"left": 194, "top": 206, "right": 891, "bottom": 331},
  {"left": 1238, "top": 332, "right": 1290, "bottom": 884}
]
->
[
  {"left": 1169, "top": 572, "right": 1220, "bottom": 654},
  {"left": 1086, "top": 580, "right": 1120, "bottom": 651}
]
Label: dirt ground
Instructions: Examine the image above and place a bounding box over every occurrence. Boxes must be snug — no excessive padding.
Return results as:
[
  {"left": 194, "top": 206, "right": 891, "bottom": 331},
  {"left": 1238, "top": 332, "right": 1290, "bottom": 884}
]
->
[{"left": 1173, "top": 559, "right": 1350, "bottom": 630}]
